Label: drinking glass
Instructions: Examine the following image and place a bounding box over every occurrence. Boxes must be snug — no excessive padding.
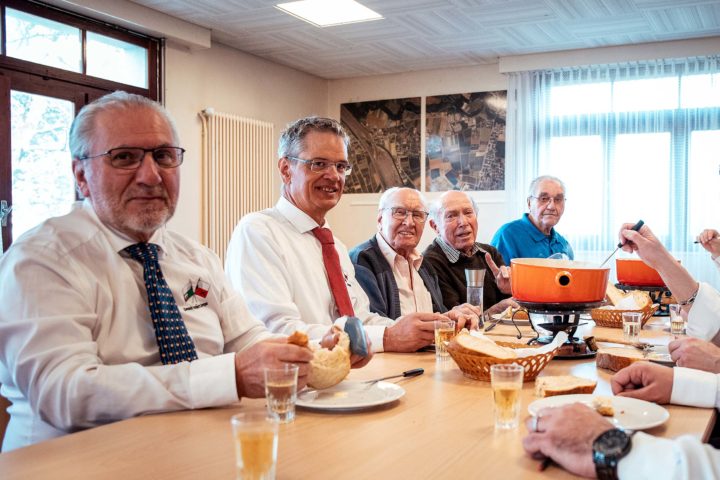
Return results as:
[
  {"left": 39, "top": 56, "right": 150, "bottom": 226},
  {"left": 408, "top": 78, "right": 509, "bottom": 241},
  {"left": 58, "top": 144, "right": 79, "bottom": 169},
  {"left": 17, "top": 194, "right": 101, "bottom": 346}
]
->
[
  {"left": 622, "top": 312, "right": 642, "bottom": 343},
  {"left": 264, "top": 364, "right": 298, "bottom": 424},
  {"left": 465, "top": 268, "right": 485, "bottom": 324},
  {"left": 669, "top": 304, "right": 685, "bottom": 336},
  {"left": 230, "top": 412, "right": 279, "bottom": 480},
  {"left": 490, "top": 363, "right": 524, "bottom": 430},
  {"left": 434, "top": 318, "right": 456, "bottom": 358}
]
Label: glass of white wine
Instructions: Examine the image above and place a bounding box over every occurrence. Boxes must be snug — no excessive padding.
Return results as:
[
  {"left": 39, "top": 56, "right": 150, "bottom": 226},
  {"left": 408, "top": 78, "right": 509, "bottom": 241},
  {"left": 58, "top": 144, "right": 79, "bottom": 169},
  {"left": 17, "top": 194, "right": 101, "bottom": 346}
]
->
[
  {"left": 231, "top": 412, "right": 279, "bottom": 480},
  {"left": 434, "top": 319, "right": 456, "bottom": 359},
  {"left": 622, "top": 311, "right": 642, "bottom": 343},
  {"left": 490, "top": 363, "right": 524, "bottom": 430},
  {"left": 669, "top": 304, "right": 685, "bottom": 337}
]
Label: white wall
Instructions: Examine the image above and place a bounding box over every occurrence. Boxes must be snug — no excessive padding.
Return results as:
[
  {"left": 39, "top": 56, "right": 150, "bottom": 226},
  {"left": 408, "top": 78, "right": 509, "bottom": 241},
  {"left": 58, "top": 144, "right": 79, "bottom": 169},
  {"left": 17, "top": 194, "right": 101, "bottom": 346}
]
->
[
  {"left": 164, "top": 42, "right": 328, "bottom": 241},
  {"left": 326, "top": 65, "right": 509, "bottom": 251}
]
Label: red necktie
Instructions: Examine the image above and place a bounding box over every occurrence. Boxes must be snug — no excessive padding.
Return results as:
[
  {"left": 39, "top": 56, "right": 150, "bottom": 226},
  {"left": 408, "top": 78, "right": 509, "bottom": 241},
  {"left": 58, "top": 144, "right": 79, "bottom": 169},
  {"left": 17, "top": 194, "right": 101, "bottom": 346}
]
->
[{"left": 311, "top": 227, "right": 355, "bottom": 317}]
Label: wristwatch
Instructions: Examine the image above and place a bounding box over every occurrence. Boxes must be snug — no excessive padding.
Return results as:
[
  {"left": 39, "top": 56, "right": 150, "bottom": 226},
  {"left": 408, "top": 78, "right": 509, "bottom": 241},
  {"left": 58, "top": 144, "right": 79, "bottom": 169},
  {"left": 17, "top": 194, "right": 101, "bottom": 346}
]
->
[{"left": 592, "top": 428, "right": 632, "bottom": 480}]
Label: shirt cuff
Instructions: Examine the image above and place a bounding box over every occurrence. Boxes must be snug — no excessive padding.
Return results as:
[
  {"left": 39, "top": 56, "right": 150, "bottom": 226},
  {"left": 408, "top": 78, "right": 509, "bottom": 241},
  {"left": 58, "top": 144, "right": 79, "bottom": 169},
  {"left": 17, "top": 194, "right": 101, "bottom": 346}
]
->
[
  {"left": 687, "top": 283, "right": 720, "bottom": 341},
  {"left": 189, "top": 353, "right": 239, "bottom": 407},
  {"left": 618, "top": 432, "right": 679, "bottom": 478},
  {"left": 670, "top": 367, "right": 719, "bottom": 408}
]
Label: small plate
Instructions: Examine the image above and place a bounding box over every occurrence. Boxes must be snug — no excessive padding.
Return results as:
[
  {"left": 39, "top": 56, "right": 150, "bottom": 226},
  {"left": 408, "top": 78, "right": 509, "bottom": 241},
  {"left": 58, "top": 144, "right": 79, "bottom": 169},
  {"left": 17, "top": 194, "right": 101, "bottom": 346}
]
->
[
  {"left": 528, "top": 394, "right": 669, "bottom": 430},
  {"left": 491, "top": 313, "right": 531, "bottom": 326},
  {"left": 297, "top": 381, "right": 405, "bottom": 411}
]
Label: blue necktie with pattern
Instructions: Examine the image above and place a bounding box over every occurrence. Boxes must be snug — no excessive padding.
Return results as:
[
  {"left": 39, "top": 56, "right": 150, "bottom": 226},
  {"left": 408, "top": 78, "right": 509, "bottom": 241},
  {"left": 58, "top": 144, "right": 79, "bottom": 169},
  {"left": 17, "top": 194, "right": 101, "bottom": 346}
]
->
[{"left": 124, "top": 243, "right": 199, "bottom": 364}]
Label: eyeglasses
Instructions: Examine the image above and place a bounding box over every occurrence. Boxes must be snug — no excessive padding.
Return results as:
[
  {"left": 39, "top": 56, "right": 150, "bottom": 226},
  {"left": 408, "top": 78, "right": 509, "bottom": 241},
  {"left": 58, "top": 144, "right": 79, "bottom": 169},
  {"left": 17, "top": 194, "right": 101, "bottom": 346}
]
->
[
  {"left": 79, "top": 147, "right": 185, "bottom": 170},
  {"left": 530, "top": 195, "right": 566, "bottom": 206},
  {"left": 384, "top": 207, "right": 429, "bottom": 222},
  {"left": 287, "top": 156, "right": 353, "bottom": 177}
]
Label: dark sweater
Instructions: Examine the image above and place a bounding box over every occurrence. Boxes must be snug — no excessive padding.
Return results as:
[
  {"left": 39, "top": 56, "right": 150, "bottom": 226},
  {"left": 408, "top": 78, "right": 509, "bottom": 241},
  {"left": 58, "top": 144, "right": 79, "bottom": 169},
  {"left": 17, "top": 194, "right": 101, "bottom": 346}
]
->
[
  {"left": 422, "top": 239, "right": 510, "bottom": 310},
  {"left": 349, "top": 237, "right": 446, "bottom": 319}
]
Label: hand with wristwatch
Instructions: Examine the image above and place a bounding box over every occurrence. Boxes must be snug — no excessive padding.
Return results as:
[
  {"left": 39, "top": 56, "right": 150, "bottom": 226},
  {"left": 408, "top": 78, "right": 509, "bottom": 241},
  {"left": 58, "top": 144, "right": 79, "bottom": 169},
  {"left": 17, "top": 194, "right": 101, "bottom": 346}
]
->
[{"left": 522, "top": 403, "right": 633, "bottom": 478}]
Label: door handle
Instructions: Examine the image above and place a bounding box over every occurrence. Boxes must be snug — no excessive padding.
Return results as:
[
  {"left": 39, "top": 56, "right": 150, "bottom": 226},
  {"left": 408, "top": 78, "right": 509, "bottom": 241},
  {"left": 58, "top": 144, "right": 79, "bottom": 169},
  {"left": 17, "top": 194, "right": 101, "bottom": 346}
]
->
[{"left": 0, "top": 200, "right": 12, "bottom": 227}]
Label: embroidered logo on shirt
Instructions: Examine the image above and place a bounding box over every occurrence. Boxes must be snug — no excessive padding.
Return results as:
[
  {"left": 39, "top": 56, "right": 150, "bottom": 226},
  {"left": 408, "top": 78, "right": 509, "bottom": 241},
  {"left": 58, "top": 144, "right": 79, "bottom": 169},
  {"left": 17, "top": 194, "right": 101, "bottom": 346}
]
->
[{"left": 182, "top": 278, "right": 210, "bottom": 311}]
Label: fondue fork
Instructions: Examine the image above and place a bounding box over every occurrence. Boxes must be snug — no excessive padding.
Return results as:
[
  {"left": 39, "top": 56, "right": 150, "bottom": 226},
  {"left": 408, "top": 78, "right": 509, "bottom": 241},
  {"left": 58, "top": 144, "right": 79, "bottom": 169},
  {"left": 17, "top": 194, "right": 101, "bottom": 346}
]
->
[{"left": 599, "top": 219, "right": 644, "bottom": 267}]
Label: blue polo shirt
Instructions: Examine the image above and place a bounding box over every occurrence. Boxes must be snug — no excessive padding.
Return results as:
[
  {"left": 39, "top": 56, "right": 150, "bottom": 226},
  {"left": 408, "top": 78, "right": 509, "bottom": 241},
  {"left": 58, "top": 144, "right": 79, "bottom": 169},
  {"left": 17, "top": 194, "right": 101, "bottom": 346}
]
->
[{"left": 490, "top": 213, "right": 574, "bottom": 264}]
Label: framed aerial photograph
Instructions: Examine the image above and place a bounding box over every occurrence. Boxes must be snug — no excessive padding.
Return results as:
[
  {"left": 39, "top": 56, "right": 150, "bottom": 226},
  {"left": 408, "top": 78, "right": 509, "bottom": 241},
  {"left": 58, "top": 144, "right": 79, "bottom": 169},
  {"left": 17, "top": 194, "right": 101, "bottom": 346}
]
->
[
  {"left": 340, "top": 97, "right": 421, "bottom": 193},
  {"left": 426, "top": 91, "right": 507, "bottom": 191}
]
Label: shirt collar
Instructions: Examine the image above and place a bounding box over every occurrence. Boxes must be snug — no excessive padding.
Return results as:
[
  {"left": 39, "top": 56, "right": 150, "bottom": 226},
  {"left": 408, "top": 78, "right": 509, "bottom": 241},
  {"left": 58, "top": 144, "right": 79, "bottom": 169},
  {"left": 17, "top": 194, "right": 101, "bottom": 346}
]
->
[
  {"left": 522, "top": 213, "right": 556, "bottom": 243},
  {"left": 375, "top": 232, "right": 423, "bottom": 269},
  {"left": 276, "top": 196, "right": 329, "bottom": 233},
  {"left": 436, "top": 236, "right": 485, "bottom": 263},
  {"left": 82, "top": 199, "right": 167, "bottom": 257}
]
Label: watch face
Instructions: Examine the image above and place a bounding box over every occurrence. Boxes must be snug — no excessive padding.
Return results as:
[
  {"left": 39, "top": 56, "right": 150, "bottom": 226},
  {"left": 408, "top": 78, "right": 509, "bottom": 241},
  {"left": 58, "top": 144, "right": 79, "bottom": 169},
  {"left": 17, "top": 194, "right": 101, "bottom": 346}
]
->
[{"left": 596, "top": 429, "right": 631, "bottom": 457}]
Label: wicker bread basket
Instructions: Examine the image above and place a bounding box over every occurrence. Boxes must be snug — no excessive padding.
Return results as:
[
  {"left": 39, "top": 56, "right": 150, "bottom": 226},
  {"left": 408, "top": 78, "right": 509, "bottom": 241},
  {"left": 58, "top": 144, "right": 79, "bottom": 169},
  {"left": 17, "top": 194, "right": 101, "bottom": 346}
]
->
[
  {"left": 446, "top": 341, "right": 556, "bottom": 382},
  {"left": 590, "top": 303, "right": 658, "bottom": 329}
]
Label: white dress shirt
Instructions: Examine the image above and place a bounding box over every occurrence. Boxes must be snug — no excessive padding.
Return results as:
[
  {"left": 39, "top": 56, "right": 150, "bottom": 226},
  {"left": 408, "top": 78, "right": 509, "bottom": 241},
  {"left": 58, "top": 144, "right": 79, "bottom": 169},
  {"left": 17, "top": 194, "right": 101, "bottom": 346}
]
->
[
  {"left": 618, "top": 283, "right": 720, "bottom": 477},
  {"left": 225, "top": 197, "right": 393, "bottom": 352},
  {"left": 375, "top": 232, "right": 433, "bottom": 316},
  {"left": 0, "top": 200, "right": 271, "bottom": 451}
]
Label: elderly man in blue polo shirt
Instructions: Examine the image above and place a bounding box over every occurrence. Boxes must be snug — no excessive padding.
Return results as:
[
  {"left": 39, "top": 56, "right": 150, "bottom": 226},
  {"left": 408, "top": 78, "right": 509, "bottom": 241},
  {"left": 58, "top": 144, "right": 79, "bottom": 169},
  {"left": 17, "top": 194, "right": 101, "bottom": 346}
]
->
[{"left": 491, "top": 175, "right": 573, "bottom": 264}]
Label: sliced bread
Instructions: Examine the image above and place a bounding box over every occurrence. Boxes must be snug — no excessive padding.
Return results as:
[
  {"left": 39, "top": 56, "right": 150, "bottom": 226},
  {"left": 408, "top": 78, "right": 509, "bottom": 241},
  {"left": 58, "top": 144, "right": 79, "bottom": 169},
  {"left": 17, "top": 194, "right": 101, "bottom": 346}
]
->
[
  {"left": 595, "top": 347, "right": 648, "bottom": 372},
  {"left": 451, "top": 331, "right": 517, "bottom": 360},
  {"left": 534, "top": 375, "right": 597, "bottom": 397}
]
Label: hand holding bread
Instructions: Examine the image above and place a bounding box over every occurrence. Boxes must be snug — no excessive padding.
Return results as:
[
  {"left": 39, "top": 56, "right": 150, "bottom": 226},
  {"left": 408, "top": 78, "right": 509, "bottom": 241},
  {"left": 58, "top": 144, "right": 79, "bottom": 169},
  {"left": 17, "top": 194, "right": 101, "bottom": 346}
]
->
[
  {"left": 234, "top": 337, "right": 314, "bottom": 398},
  {"left": 288, "top": 329, "right": 352, "bottom": 390}
]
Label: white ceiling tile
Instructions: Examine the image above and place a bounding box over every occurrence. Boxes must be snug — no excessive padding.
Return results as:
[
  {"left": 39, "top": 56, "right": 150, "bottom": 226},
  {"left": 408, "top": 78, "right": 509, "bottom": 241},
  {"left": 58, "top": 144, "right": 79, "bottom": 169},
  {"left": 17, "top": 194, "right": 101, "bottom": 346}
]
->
[{"left": 130, "top": 0, "right": 720, "bottom": 78}]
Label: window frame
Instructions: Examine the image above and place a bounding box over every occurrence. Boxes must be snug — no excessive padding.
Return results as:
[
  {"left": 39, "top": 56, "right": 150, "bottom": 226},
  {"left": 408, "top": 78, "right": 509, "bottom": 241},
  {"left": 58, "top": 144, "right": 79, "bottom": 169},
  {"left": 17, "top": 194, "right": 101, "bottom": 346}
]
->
[
  {"left": 539, "top": 72, "right": 720, "bottom": 252},
  {"left": 0, "top": 0, "right": 162, "bottom": 100}
]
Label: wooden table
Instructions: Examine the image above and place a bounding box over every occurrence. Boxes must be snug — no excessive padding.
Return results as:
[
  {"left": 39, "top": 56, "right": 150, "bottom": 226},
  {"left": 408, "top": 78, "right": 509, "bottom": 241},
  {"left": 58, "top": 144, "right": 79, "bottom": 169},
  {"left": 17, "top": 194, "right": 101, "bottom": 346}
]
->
[{"left": 0, "top": 318, "right": 714, "bottom": 479}]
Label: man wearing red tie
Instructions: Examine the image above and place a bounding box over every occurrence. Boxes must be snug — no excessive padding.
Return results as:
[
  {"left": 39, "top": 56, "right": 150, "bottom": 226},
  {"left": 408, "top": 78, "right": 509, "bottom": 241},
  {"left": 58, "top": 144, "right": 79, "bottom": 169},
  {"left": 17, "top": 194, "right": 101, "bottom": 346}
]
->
[{"left": 226, "top": 117, "right": 470, "bottom": 352}]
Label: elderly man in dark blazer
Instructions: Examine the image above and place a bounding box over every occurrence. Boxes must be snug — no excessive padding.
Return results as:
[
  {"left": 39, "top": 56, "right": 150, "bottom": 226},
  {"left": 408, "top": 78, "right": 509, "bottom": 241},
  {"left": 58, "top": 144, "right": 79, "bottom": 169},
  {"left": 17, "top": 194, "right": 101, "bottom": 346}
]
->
[{"left": 350, "top": 187, "right": 480, "bottom": 326}]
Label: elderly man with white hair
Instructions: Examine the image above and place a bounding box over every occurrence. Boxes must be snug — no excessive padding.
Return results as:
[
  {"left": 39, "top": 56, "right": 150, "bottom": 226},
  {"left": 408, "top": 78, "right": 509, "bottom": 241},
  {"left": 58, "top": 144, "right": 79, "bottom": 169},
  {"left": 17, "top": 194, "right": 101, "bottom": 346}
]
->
[
  {"left": 491, "top": 175, "right": 573, "bottom": 264},
  {"left": 423, "top": 190, "right": 513, "bottom": 313},
  {"left": 349, "top": 187, "right": 480, "bottom": 326}
]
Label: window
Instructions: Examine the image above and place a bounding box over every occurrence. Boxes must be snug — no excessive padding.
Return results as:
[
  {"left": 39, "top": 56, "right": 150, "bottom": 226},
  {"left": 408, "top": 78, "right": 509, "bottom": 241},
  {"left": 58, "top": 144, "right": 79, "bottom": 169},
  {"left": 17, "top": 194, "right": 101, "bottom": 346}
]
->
[
  {"left": 0, "top": 0, "right": 163, "bottom": 251},
  {"left": 508, "top": 57, "right": 720, "bottom": 284}
]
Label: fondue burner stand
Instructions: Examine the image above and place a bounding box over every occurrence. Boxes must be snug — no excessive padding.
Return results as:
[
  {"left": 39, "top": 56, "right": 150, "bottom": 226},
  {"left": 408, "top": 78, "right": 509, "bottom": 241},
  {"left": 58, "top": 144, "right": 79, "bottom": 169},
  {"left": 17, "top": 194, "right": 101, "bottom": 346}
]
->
[
  {"left": 516, "top": 300, "right": 606, "bottom": 359},
  {"left": 615, "top": 283, "right": 672, "bottom": 316}
]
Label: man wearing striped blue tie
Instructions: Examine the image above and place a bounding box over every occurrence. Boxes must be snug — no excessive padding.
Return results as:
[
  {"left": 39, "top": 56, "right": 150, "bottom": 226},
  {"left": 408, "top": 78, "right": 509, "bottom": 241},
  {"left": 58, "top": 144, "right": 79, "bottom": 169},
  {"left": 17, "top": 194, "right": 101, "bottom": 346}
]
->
[{"left": 0, "top": 91, "right": 315, "bottom": 452}]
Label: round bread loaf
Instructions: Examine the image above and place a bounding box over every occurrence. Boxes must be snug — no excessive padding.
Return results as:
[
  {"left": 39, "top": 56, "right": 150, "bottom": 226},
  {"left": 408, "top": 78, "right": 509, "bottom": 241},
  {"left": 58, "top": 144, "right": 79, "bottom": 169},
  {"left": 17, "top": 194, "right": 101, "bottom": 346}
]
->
[
  {"left": 307, "top": 331, "right": 351, "bottom": 389},
  {"left": 287, "top": 329, "right": 351, "bottom": 389}
]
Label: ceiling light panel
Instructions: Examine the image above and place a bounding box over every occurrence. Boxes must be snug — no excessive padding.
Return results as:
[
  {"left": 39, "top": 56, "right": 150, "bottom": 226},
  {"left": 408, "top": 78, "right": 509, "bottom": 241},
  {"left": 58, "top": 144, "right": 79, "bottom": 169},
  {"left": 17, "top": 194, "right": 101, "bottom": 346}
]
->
[{"left": 275, "top": 0, "right": 383, "bottom": 27}]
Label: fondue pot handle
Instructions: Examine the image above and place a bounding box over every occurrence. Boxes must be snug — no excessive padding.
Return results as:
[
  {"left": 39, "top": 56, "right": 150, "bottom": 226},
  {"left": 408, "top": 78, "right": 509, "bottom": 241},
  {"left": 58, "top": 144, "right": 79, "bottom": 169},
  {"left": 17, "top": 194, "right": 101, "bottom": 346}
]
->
[{"left": 555, "top": 271, "right": 572, "bottom": 287}]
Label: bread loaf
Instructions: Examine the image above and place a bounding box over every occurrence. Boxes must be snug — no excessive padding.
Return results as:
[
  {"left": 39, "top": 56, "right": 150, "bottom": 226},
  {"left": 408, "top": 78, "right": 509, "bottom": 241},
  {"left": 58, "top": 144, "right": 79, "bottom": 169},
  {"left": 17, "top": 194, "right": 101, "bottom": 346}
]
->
[
  {"left": 606, "top": 284, "right": 626, "bottom": 306},
  {"left": 450, "top": 331, "right": 517, "bottom": 359},
  {"left": 605, "top": 285, "right": 651, "bottom": 310},
  {"left": 288, "top": 329, "right": 351, "bottom": 389},
  {"left": 595, "top": 347, "right": 649, "bottom": 372},
  {"left": 534, "top": 375, "right": 597, "bottom": 397}
]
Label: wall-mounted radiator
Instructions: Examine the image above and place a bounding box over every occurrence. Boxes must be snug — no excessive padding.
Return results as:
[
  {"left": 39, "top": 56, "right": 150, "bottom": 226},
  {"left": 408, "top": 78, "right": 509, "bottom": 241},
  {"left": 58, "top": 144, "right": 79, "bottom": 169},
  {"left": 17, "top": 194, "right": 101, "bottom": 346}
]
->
[{"left": 199, "top": 109, "right": 275, "bottom": 262}]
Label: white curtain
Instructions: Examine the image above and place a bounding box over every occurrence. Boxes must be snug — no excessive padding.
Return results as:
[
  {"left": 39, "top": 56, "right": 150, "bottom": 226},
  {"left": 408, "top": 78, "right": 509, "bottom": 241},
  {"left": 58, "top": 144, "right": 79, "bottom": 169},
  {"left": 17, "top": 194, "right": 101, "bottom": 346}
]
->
[{"left": 506, "top": 56, "right": 720, "bottom": 286}]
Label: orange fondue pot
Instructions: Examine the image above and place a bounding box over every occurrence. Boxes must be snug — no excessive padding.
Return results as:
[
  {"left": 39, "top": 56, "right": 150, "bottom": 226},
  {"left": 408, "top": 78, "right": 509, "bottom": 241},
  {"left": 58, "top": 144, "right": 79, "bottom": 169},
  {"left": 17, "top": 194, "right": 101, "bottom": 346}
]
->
[
  {"left": 616, "top": 258, "right": 665, "bottom": 287},
  {"left": 511, "top": 258, "right": 610, "bottom": 303}
]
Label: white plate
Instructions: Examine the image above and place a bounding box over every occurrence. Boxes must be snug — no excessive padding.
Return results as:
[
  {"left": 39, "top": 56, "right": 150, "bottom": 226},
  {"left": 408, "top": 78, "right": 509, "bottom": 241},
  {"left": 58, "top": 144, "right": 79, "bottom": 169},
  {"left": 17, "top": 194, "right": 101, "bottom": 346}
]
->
[
  {"left": 296, "top": 381, "right": 405, "bottom": 411},
  {"left": 490, "top": 313, "right": 531, "bottom": 326},
  {"left": 528, "top": 394, "right": 669, "bottom": 430}
]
